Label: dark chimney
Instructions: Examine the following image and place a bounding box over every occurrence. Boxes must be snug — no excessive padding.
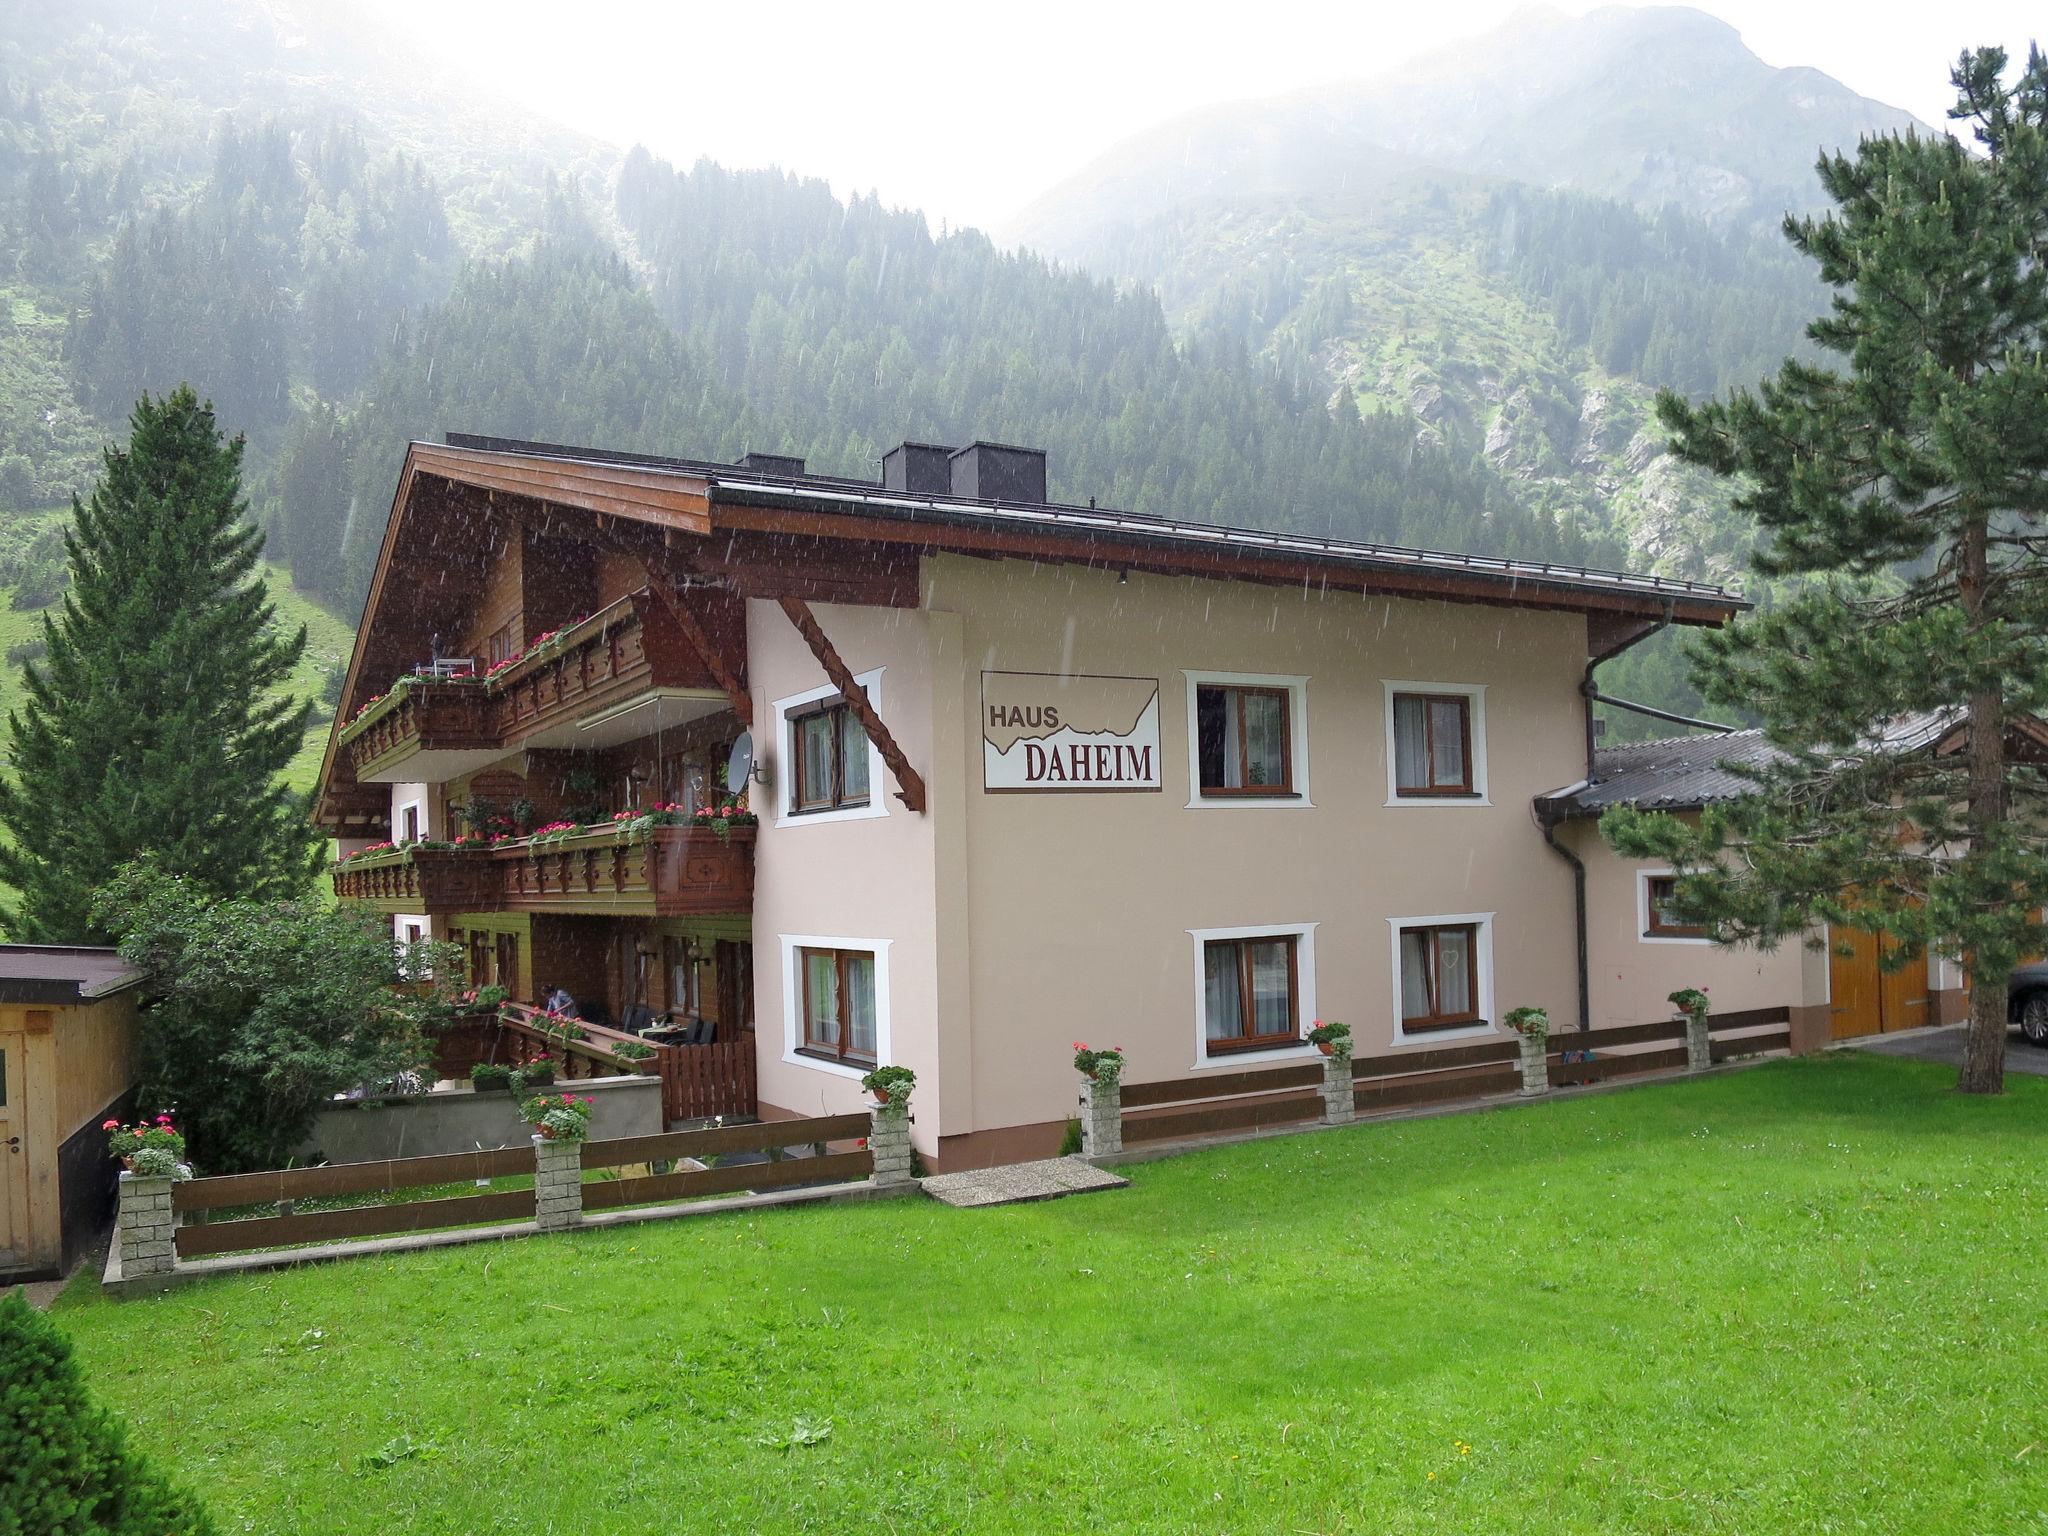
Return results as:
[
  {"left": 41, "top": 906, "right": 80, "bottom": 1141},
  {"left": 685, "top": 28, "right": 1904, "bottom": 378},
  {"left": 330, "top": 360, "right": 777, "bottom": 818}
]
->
[
  {"left": 881, "top": 442, "right": 953, "bottom": 495},
  {"left": 738, "top": 451, "right": 806, "bottom": 477},
  {"left": 948, "top": 441, "right": 1048, "bottom": 504}
]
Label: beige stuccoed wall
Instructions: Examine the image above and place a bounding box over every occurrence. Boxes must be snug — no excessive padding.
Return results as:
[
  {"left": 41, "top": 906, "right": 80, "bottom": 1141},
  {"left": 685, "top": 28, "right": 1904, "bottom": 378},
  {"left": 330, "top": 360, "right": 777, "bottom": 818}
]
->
[
  {"left": 746, "top": 598, "right": 950, "bottom": 1150},
  {"left": 1560, "top": 815, "right": 1814, "bottom": 1027},
  {"left": 924, "top": 555, "right": 1591, "bottom": 1148}
]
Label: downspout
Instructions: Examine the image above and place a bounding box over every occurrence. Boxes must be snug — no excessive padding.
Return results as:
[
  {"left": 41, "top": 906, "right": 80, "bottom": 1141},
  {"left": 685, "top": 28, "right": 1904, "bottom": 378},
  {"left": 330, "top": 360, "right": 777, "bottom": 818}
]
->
[
  {"left": 1541, "top": 600, "right": 1677, "bottom": 1034},
  {"left": 1537, "top": 803, "right": 1592, "bottom": 1034}
]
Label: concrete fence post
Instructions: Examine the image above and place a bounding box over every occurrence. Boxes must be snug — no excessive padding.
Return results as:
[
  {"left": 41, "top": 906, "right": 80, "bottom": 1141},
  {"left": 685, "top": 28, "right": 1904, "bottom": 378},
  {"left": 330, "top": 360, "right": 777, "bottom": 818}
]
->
[
  {"left": 868, "top": 1096, "right": 915, "bottom": 1189},
  {"left": 1517, "top": 1031, "right": 1550, "bottom": 1097},
  {"left": 1685, "top": 1010, "right": 1712, "bottom": 1074},
  {"left": 116, "top": 1171, "right": 176, "bottom": 1280},
  {"left": 532, "top": 1134, "right": 584, "bottom": 1231},
  {"left": 1318, "top": 1047, "right": 1356, "bottom": 1126},
  {"left": 1078, "top": 1073, "right": 1123, "bottom": 1159}
]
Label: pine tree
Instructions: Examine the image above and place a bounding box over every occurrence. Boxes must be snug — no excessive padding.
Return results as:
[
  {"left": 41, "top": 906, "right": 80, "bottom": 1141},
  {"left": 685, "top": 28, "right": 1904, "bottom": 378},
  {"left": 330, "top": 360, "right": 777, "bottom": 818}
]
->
[
  {"left": 1604, "top": 47, "right": 2048, "bottom": 1094},
  {"left": 0, "top": 1289, "right": 220, "bottom": 1533},
  {"left": 0, "top": 387, "right": 321, "bottom": 941}
]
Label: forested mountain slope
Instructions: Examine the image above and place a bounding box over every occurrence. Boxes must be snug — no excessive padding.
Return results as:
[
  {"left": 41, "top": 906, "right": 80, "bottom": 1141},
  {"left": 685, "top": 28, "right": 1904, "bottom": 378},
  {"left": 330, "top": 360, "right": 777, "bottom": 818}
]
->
[
  {"left": 1007, "top": 5, "right": 1920, "bottom": 590},
  {"left": 0, "top": 0, "right": 1933, "bottom": 749}
]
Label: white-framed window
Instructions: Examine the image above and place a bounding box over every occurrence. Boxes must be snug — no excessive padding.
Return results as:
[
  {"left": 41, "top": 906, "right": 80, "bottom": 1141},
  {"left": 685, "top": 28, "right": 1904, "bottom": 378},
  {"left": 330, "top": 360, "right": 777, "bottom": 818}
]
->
[
  {"left": 1181, "top": 671, "right": 1312, "bottom": 808},
  {"left": 1186, "top": 922, "right": 1319, "bottom": 1067},
  {"left": 773, "top": 668, "right": 889, "bottom": 826},
  {"left": 1382, "top": 681, "right": 1488, "bottom": 806},
  {"left": 391, "top": 781, "right": 432, "bottom": 841},
  {"left": 778, "top": 934, "right": 891, "bottom": 1080},
  {"left": 1637, "top": 869, "right": 1712, "bottom": 945},
  {"left": 1387, "top": 912, "right": 1496, "bottom": 1044}
]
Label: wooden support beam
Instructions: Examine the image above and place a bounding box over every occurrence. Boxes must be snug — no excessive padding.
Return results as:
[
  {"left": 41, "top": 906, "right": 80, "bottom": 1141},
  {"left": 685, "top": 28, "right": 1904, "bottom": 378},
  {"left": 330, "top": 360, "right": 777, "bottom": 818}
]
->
[
  {"left": 643, "top": 571, "right": 752, "bottom": 729},
  {"left": 776, "top": 596, "right": 927, "bottom": 814}
]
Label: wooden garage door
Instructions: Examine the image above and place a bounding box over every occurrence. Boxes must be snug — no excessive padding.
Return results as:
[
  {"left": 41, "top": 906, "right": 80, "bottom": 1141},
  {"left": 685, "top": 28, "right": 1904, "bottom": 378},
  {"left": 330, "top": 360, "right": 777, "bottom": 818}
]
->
[{"left": 1829, "top": 926, "right": 1931, "bottom": 1039}]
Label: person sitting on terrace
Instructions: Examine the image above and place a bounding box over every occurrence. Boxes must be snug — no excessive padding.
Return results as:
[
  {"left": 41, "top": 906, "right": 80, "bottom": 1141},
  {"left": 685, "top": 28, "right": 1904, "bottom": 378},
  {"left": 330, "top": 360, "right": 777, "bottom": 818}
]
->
[{"left": 543, "top": 984, "right": 579, "bottom": 1018}]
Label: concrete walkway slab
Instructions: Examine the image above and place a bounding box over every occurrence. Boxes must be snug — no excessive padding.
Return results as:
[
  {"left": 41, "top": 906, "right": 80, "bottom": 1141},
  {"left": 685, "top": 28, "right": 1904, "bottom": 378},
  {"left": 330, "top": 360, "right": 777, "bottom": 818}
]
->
[
  {"left": 921, "top": 1156, "right": 1128, "bottom": 1208},
  {"left": 1848, "top": 1025, "right": 2048, "bottom": 1075}
]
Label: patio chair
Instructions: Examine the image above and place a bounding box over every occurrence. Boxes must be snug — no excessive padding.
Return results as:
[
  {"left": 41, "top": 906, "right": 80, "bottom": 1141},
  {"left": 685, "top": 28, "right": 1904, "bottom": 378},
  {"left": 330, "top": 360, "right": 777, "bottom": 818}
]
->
[{"left": 620, "top": 1003, "right": 656, "bottom": 1036}]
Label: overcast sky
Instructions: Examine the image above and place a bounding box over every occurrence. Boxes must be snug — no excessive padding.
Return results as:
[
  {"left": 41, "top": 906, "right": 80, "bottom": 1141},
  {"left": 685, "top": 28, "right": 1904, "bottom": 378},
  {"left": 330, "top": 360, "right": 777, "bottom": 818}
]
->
[{"left": 357, "top": 0, "right": 2043, "bottom": 232}]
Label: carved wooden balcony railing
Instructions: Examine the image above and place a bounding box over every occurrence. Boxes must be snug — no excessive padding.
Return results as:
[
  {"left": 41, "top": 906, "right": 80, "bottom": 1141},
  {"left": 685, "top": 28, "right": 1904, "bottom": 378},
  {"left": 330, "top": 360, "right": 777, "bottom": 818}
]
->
[
  {"left": 335, "top": 589, "right": 715, "bottom": 783},
  {"left": 486, "top": 592, "right": 698, "bottom": 748},
  {"left": 339, "top": 678, "right": 497, "bottom": 783},
  {"left": 330, "top": 845, "right": 502, "bottom": 913},
  {"left": 497, "top": 823, "right": 755, "bottom": 918},
  {"left": 331, "top": 824, "right": 756, "bottom": 919}
]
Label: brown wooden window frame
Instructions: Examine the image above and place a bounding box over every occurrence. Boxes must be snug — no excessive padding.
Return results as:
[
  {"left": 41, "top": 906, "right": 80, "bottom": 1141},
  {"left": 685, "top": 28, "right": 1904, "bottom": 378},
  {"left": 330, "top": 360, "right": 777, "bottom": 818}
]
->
[
  {"left": 1397, "top": 922, "right": 1483, "bottom": 1033},
  {"left": 1201, "top": 934, "right": 1303, "bottom": 1054},
  {"left": 1392, "top": 691, "right": 1477, "bottom": 798},
  {"left": 797, "top": 946, "right": 878, "bottom": 1067},
  {"left": 1643, "top": 875, "right": 1709, "bottom": 940},
  {"left": 788, "top": 698, "right": 871, "bottom": 814},
  {"left": 1194, "top": 683, "right": 1296, "bottom": 798}
]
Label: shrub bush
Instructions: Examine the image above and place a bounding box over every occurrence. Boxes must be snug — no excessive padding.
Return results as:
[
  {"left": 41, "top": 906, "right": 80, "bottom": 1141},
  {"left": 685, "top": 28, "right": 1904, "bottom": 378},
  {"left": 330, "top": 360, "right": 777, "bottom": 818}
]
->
[
  {"left": 470, "top": 1062, "right": 513, "bottom": 1092},
  {"left": 0, "top": 1289, "right": 220, "bottom": 1534}
]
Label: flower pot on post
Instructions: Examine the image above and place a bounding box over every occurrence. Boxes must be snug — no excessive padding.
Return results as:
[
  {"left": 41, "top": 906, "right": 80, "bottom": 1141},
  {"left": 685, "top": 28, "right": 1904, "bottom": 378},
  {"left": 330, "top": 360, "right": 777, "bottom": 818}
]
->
[
  {"left": 862, "top": 1066, "right": 916, "bottom": 1189},
  {"left": 107, "top": 1114, "right": 187, "bottom": 1284},
  {"left": 1072, "top": 1044, "right": 1124, "bottom": 1159},
  {"left": 1503, "top": 1008, "right": 1550, "bottom": 1097},
  {"left": 1306, "top": 1021, "right": 1355, "bottom": 1126},
  {"left": 522, "top": 1093, "right": 593, "bottom": 1230},
  {"left": 1672, "top": 989, "right": 1713, "bottom": 1074}
]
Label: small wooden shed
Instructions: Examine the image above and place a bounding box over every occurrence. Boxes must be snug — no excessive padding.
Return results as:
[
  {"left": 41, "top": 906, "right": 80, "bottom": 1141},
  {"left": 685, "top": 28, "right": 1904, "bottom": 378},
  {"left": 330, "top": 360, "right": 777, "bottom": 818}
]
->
[{"left": 0, "top": 946, "right": 144, "bottom": 1282}]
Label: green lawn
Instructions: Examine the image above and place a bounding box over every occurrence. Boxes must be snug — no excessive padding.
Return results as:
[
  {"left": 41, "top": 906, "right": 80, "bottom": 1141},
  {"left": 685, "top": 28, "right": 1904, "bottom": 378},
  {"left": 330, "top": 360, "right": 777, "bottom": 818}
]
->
[{"left": 49, "top": 1054, "right": 2048, "bottom": 1533}]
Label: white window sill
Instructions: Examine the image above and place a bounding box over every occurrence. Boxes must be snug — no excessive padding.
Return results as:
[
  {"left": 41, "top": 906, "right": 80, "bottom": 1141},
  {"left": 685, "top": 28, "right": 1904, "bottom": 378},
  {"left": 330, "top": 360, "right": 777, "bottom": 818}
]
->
[
  {"left": 1639, "top": 933, "right": 1714, "bottom": 947},
  {"left": 775, "top": 801, "right": 890, "bottom": 829},
  {"left": 1391, "top": 1021, "right": 1498, "bottom": 1047},
  {"left": 782, "top": 1050, "right": 870, "bottom": 1081},
  {"left": 1383, "top": 796, "right": 1491, "bottom": 809},
  {"left": 1193, "top": 1041, "right": 1321, "bottom": 1070},
  {"left": 1186, "top": 794, "right": 1316, "bottom": 810}
]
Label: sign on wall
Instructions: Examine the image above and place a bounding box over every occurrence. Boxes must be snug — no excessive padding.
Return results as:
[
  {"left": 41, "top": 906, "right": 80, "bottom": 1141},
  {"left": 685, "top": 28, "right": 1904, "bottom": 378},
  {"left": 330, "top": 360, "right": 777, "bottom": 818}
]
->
[{"left": 982, "top": 672, "right": 1162, "bottom": 792}]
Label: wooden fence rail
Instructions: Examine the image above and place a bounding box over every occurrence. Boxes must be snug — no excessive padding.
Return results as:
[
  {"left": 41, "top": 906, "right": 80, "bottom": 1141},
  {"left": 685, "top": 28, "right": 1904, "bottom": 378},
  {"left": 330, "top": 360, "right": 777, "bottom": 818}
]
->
[
  {"left": 1111, "top": 1007, "right": 1797, "bottom": 1153},
  {"left": 168, "top": 1110, "right": 870, "bottom": 1261}
]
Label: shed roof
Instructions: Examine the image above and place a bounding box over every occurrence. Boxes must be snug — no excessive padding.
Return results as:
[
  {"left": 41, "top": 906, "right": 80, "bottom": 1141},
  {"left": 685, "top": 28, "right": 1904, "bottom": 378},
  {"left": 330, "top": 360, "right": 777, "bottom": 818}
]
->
[{"left": 0, "top": 945, "right": 146, "bottom": 1005}]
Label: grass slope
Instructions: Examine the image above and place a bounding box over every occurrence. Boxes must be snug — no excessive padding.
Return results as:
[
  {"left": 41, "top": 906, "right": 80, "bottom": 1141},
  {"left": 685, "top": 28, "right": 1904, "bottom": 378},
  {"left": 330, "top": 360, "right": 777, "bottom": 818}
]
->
[{"left": 50, "top": 1054, "right": 2048, "bottom": 1533}]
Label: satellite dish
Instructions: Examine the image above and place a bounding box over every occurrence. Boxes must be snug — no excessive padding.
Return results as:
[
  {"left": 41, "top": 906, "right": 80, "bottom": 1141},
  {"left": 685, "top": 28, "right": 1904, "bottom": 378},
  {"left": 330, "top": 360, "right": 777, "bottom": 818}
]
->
[{"left": 725, "top": 731, "right": 756, "bottom": 794}]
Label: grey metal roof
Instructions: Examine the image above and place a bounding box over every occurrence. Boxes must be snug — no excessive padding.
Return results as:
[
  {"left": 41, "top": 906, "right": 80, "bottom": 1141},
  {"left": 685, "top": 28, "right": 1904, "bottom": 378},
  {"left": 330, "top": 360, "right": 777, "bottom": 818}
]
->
[
  {"left": 442, "top": 433, "right": 1745, "bottom": 613},
  {"left": 1539, "top": 708, "right": 1961, "bottom": 819},
  {"left": 0, "top": 945, "right": 146, "bottom": 1005},
  {"left": 1541, "top": 730, "right": 1782, "bottom": 818}
]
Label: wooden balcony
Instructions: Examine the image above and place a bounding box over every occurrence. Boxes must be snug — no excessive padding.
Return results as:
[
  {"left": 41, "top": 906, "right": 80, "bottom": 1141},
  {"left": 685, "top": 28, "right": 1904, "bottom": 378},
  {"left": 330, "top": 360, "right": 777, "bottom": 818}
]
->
[
  {"left": 488, "top": 592, "right": 724, "bottom": 751},
  {"left": 339, "top": 678, "right": 500, "bottom": 784},
  {"left": 335, "top": 591, "right": 736, "bottom": 787},
  {"left": 498, "top": 823, "right": 755, "bottom": 917},
  {"left": 330, "top": 845, "right": 502, "bottom": 914},
  {"left": 333, "top": 824, "right": 755, "bottom": 919}
]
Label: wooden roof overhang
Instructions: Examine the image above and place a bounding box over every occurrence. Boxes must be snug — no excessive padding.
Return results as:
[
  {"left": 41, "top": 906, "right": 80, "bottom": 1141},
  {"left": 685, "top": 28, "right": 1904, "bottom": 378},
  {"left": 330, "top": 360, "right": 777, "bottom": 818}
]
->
[{"left": 314, "top": 446, "right": 722, "bottom": 831}]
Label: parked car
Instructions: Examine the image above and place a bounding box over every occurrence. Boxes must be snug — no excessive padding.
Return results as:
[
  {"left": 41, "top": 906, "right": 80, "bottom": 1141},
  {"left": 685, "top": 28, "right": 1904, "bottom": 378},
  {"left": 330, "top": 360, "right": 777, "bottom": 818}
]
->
[{"left": 2007, "top": 964, "right": 2048, "bottom": 1045}]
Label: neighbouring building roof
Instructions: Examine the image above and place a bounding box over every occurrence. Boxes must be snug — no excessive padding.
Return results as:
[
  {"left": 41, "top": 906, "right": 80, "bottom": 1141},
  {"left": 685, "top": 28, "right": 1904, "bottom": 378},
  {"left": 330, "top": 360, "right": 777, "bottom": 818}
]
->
[
  {"left": 0, "top": 945, "right": 147, "bottom": 1005},
  {"left": 1538, "top": 707, "right": 1974, "bottom": 821}
]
